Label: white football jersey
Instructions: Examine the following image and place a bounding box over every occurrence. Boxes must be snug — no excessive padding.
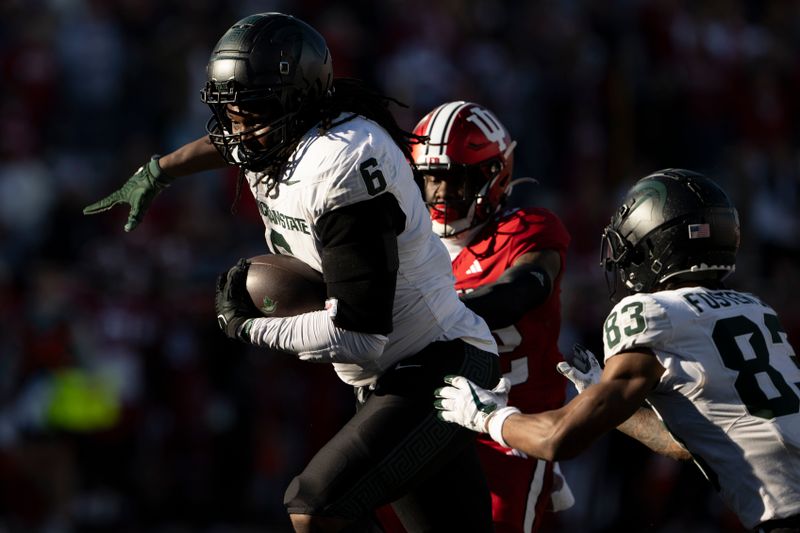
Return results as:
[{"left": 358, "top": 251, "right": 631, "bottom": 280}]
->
[
  {"left": 603, "top": 287, "right": 800, "bottom": 528},
  {"left": 245, "top": 114, "right": 497, "bottom": 385}
]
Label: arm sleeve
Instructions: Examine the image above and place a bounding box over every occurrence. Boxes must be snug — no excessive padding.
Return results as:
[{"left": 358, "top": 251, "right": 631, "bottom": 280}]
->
[
  {"left": 245, "top": 310, "right": 388, "bottom": 364},
  {"left": 461, "top": 209, "right": 569, "bottom": 329},
  {"left": 316, "top": 193, "right": 406, "bottom": 334},
  {"left": 460, "top": 262, "right": 552, "bottom": 330}
]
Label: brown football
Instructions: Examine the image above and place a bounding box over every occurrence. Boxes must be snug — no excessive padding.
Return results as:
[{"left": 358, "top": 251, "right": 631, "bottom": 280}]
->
[{"left": 246, "top": 254, "right": 326, "bottom": 317}]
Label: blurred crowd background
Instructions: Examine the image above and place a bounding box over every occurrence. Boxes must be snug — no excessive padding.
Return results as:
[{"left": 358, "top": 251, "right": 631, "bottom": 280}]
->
[{"left": 1, "top": 0, "right": 799, "bottom": 531}]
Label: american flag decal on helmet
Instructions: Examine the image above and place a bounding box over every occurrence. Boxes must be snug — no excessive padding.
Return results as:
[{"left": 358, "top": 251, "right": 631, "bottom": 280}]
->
[{"left": 688, "top": 223, "right": 711, "bottom": 239}]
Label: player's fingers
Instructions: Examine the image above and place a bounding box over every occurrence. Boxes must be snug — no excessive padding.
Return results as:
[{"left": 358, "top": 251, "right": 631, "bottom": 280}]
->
[
  {"left": 124, "top": 194, "right": 148, "bottom": 231},
  {"left": 435, "top": 386, "right": 459, "bottom": 400},
  {"left": 438, "top": 409, "right": 458, "bottom": 424},
  {"left": 556, "top": 361, "right": 573, "bottom": 378},
  {"left": 83, "top": 192, "right": 122, "bottom": 215},
  {"left": 228, "top": 259, "right": 250, "bottom": 280},
  {"left": 574, "top": 345, "right": 602, "bottom": 377},
  {"left": 434, "top": 397, "right": 455, "bottom": 411},
  {"left": 492, "top": 377, "right": 511, "bottom": 395},
  {"left": 571, "top": 343, "right": 587, "bottom": 361},
  {"left": 444, "top": 375, "right": 469, "bottom": 390},
  {"left": 570, "top": 344, "right": 592, "bottom": 373},
  {"left": 227, "top": 260, "right": 250, "bottom": 297},
  {"left": 124, "top": 214, "right": 141, "bottom": 232}
]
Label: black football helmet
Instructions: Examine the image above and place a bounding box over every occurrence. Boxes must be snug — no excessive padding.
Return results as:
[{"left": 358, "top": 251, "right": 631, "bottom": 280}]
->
[
  {"left": 601, "top": 169, "right": 740, "bottom": 299},
  {"left": 200, "top": 13, "right": 333, "bottom": 170}
]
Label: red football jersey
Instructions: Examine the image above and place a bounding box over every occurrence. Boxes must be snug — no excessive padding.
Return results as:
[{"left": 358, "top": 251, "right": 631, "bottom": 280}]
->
[
  {"left": 377, "top": 206, "right": 572, "bottom": 533},
  {"left": 452, "top": 207, "right": 570, "bottom": 441}
]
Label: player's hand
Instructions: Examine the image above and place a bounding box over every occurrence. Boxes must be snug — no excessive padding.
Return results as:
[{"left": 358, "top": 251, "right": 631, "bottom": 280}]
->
[
  {"left": 434, "top": 375, "right": 511, "bottom": 433},
  {"left": 215, "top": 259, "right": 260, "bottom": 341},
  {"left": 83, "top": 156, "right": 174, "bottom": 232},
  {"left": 556, "top": 344, "right": 602, "bottom": 393}
]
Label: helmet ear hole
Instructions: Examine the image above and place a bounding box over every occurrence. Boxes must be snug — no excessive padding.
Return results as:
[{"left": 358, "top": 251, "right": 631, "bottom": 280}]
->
[{"left": 629, "top": 245, "right": 646, "bottom": 266}]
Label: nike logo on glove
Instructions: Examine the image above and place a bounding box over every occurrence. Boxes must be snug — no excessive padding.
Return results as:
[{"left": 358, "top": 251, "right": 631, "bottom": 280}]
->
[{"left": 468, "top": 382, "right": 496, "bottom": 414}]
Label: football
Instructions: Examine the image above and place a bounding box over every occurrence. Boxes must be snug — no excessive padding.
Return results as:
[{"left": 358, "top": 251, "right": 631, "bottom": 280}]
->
[{"left": 246, "top": 254, "right": 326, "bottom": 317}]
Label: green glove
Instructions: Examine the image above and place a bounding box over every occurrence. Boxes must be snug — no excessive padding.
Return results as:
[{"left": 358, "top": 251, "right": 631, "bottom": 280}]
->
[{"left": 83, "top": 156, "right": 174, "bottom": 232}]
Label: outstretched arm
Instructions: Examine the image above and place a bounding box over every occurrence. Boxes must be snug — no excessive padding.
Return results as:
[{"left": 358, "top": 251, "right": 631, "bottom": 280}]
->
[
  {"left": 558, "top": 346, "right": 690, "bottom": 461},
  {"left": 83, "top": 136, "right": 228, "bottom": 231},
  {"left": 500, "top": 351, "right": 666, "bottom": 460},
  {"left": 437, "top": 350, "right": 667, "bottom": 461},
  {"left": 158, "top": 136, "right": 228, "bottom": 177}
]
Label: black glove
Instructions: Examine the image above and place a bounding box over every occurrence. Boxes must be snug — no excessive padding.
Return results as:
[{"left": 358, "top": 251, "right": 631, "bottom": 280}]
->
[
  {"left": 83, "top": 155, "right": 174, "bottom": 232},
  {"left": 215, "top": 259, "right": 260, "bottom": 341}
]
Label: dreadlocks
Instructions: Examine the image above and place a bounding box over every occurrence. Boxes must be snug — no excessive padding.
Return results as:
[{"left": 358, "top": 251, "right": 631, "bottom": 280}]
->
[
  {"left": 231, "top": 78, "right": 426, "bottom": 210},
  {"left": 318, "top": 78, "right": 425, "bottom": 161}
]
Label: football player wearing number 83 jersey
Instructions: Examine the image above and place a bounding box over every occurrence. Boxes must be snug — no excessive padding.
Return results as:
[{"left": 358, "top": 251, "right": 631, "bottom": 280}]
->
[{"left": 436, "top": 169, "right": 800, "bottom": 532}]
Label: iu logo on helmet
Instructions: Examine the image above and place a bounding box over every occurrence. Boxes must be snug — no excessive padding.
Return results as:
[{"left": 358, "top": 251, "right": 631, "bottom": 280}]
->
[{"left": 466, "top": 107, "right": 507, "bottom": 151}]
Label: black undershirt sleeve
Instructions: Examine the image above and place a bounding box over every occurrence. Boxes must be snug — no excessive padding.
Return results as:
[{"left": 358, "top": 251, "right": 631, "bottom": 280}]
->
[
  {"left": 316, "top": 193, "right": 406, "bottom": 335},
  {"left": 460, "top": 262, "right": 553, "bottom": 330}
]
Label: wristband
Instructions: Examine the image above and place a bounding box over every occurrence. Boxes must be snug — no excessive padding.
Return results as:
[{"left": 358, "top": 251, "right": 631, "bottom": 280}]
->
[
  {"left": 487, "top": 406, "right": 521, "bottom": 448},
  {"left": 148, "top": 155, "right": 175, "bottom": 185},
  {"left": 237, "top": 318, "right": 256, "bottom": 342}
]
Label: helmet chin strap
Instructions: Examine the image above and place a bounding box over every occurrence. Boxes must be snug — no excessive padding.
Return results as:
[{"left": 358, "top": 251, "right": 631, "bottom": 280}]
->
[
  {"left": 430, "top": 198, "right": 479, "bottom": 238},
  {"left": 431, "top": 216, "right": 472, "bottom": 238}
]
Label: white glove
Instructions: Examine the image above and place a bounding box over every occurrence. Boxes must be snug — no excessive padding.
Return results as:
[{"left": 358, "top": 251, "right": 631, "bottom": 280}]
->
[
  {"left": 434, "top": 375, "right": 512, "bottom": 433},
  {"left": 556, "top": 344, "right": 602, "bottom": 393}
]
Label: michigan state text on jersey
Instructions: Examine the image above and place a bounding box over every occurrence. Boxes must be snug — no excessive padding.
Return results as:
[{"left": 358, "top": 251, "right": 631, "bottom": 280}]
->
[{"left": 85, "top": 12, "right": 501, "bottom": 533}]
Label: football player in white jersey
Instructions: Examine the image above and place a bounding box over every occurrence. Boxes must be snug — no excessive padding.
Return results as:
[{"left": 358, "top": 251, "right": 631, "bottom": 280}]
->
[
  {"left": 83, "top": 13, "right": 501, "bottom": 532},
  {"left": 436, "top": 169, "right": 800, "bottom": 532}
]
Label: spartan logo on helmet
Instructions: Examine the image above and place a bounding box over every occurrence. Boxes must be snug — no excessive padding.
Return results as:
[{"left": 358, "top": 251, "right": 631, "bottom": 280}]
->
[
  {"left": 626, "top": 179, "right": 667, "bottom": 214},
  {"left": 601, "top": 169, "right": 740, "bottom": 300}
]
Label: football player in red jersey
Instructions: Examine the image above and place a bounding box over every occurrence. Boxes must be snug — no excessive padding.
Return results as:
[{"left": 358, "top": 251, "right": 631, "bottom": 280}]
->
[{"left": 416, "top": 101, "right": 572, "bottom": 532}]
